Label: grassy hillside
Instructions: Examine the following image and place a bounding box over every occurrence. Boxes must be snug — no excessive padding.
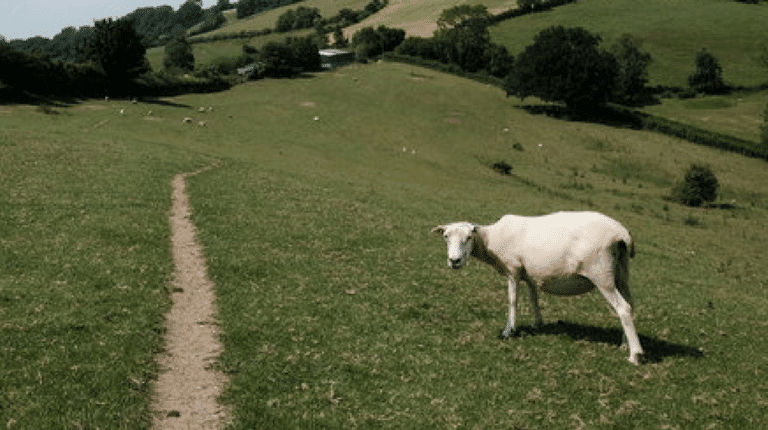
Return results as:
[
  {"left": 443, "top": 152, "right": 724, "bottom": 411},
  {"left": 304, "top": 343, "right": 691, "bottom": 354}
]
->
[
  {"left": 203, "top": 0, "right": 369, "bottom": 38},
  {"left": 489, "top": 0, "right": 768, "bottom": 88},
  {"left": 345, "top": 0, "right": 517, "bottom": 38},
  {"left": 643, "top": 90, "right": 768, "bottom": 143},
  {"left": 2, "top": 62, "right": 767, "bottom": 428}
]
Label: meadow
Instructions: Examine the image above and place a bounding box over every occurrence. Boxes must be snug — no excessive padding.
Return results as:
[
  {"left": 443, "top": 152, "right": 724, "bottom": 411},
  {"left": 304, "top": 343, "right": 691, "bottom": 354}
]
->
[
  {"left": 488, "top": 0, "right": 768, "bottom": 88},
  {"left": 2, "top": 60, "right": 767, "bottom": 428}
]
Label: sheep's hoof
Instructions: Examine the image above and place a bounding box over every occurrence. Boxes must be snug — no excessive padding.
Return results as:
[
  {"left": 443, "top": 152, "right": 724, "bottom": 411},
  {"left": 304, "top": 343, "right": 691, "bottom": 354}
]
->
[{"left": 499, "top": 329, "right": 518, "bottom": 340}]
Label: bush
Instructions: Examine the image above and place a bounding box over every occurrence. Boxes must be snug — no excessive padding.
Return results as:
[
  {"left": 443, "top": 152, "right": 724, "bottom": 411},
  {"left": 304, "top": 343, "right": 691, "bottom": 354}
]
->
[{"left": 672, "top": 163, "right": 719, "bottom": 207}]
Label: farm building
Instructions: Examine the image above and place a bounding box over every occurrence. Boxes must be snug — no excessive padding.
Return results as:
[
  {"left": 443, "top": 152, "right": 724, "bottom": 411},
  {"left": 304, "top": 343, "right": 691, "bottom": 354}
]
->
[{"left": 319, "top": 49, "right": 355, "bottom": 69}]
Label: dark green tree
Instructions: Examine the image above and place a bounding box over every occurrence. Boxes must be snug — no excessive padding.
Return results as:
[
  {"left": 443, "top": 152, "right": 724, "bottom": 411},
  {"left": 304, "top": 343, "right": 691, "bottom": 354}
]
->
[
  {"left": 82, "top": 18, "right": 150, "bottom": 88},
  {"left": 505, "top": 26, "right": 618, "bottom": 109},
  {"left": 175, "top": 0, "right": 204, "bottom": 28},
  {"left": 688, "top": 48, "right": 726, "bottom": 94},
  {"left": 436, "top": 4, "right": 490, "bottom": 30},
  {"left": 351, "top": 26, "right": 405, "bottom": 60},
  {"left": 237, "top": 0, "right": 258, "bottom": 19},
  {"left": 163, "top": 35, "right": 195, "bottom": 72},
  {"left": 610, "top": 34, "right": 652, "bottom": 105},
  {"left": 434, "top": 18, "right": 491, "bottom": 73}
]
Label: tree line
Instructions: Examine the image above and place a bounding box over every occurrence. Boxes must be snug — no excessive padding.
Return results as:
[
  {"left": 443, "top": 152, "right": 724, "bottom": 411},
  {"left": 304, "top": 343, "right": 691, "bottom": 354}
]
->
[{"left": 3, "top": 0, "right": 304, "bottom": 63}]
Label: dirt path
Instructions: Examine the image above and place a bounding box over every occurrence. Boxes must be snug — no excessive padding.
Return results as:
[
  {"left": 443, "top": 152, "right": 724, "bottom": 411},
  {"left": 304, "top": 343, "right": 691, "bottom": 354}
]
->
[{"left": 153, "top": 167, "right": 230, "bottom": 430}]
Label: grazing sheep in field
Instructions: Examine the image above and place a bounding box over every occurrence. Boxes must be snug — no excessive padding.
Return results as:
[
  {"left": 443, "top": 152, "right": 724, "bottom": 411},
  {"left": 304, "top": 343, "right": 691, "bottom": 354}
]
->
[
  {"left": 182, "top": 117, "right": 193, "bottom": 124},
  {"left": 198, "top": 121, "right": 206, "bottom": 127},
  {"left": 432, "top": 211, "right": 643, "bottom": 364}
]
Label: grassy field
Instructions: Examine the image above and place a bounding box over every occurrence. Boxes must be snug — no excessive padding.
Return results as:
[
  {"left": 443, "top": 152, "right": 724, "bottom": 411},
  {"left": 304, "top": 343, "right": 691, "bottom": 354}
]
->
[
  {"left": 0, "top": 103, "right": 211, "bottom": 428},
  {"left": 2, "top": 61, "right": 768, "bottom": 428},
  {"left": 642, "top": 90, "right": 768, "bottom": 143},
  {"left": 489, "top": 0, "right": 768, "bottom": 88},
  {"left": 345, "top": 0, "right": 518, "bottom": 38}
]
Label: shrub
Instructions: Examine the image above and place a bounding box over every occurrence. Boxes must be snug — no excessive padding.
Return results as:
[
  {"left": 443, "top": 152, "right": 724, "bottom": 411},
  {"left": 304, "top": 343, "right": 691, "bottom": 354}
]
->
[
  {"left": 672, "top": 163, "right": 719, "bottom": 207},
  {"left": 492, "top": 161, "right": 513, "bottom": 175}
]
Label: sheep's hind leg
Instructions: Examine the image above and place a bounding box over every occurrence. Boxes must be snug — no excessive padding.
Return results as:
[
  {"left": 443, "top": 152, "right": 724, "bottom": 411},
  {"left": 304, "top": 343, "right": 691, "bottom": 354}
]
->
[
  {"left": 500, "top": 276, "right": 519, "bottom": 339},
  {"left": 593, "top": 278, "right": 643, "bottom": 364},
  {"left": 526, "top": 282, "right": 542, "bottom": 330}
]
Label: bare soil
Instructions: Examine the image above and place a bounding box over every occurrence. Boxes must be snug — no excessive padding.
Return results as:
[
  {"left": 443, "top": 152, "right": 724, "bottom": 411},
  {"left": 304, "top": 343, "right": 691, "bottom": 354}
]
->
[{"left": 152, "top": 168, "right": 230, "bottom": 430}]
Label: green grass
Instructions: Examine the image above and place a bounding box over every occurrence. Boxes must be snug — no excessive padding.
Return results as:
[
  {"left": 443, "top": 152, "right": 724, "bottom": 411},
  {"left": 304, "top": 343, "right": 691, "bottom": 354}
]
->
[
  {"left": 489, "top": 0, "right": 768, "bottom": 88},
  {"left": 202, "top": 0, "right": 369, "bottom": 38},
  {"left": 0, "top": 104, "right": 211, "bottom": 428},
  {"left": 345, "top": 0, "right": 518, "bottom": 37},
  {"left": 3, "top": 62, "right": 768, "bottom": 428},
  {"left": 642, "top": 90, "right": 768, "bottom": 143}
]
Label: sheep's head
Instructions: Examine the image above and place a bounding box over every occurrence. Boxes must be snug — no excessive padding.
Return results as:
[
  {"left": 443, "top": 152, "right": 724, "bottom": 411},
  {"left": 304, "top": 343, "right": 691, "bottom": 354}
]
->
[{"left": 431, "top": 222, "right": 476, "bottom": 269}]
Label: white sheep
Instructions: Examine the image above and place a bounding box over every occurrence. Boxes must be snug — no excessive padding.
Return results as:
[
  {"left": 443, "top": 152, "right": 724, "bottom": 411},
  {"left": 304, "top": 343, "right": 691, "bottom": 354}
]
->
[
  {"left": 432, "top": 211, "right": 643, "bottom": 364},
  {"left": 182, "top": 117, "right": 193, "bottom": 124},
  {"left": 198, "top": 121, "right": 206, "bottom": 127}
]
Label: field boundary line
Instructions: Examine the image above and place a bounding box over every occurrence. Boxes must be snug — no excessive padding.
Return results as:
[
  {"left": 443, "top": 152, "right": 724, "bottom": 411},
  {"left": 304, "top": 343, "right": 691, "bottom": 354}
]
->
[{"left": 152, "top": 162, "right": 230, "bottom": 430}]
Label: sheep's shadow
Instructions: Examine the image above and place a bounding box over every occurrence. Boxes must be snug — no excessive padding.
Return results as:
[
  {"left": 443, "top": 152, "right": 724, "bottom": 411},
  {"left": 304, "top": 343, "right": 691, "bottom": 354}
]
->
[{"left": 507, "top": 320, "right": 703, "bottom": 363}]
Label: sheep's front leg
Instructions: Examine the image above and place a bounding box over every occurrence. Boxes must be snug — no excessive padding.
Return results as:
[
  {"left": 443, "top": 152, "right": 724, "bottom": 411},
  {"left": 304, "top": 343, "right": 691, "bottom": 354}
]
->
[{"left": 501, "top": 276, "right": 518, "bottom": 338}]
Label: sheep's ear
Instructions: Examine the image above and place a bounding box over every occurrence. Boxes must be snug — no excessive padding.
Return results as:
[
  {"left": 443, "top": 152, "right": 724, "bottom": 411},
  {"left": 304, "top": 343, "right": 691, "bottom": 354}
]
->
[{"left": 431, "top": 226, "right": 445, "bottom": 236}]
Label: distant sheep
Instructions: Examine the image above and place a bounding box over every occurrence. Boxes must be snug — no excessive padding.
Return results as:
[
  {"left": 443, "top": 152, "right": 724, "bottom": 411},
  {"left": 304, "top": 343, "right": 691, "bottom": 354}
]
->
[
  {"left": 432, "top": 211, "right": 643, "bottom": 364},
  {"left": 182, "top": 117, "right": 193, "bottom": 124}
]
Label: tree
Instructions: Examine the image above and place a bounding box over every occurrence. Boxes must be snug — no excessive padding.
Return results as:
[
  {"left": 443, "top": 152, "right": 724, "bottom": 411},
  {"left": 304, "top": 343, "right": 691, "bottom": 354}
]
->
[
  {"left": 332, "top": 27, "right": 348, "bottom": 48},
  {"left": 505, "top": 26, "right": 618, "bottom": 109},
  {"left": 351, "top": 26, "right": 405, "bottom": 60},
  {"left": 163, "top": 35, "right": 195, "bottom": 72},
  {"left": 688, "top": 48, "right": 726, "bottom": 94},
  {"left": 436, "top": 4, "right": 490, "bottom": 31},
  {"left": 610, "top": 34, "right": 652, "bottom": 105},
  {"left": 214, "top": 0, "right": 233, "bottom": 11},
  {"left": 82, "top": 18, "right": 150, "bottom": 88},
  {"left": 434, "top": 18, "right": 492, "bottom": 73},
  {"left": 237, "top": 0, "right": 258, "bottom": 19},
  {"left": 258, "top": 35, "right": 320, "bottom": 78},
  {"left": 175, "top": 0, "right": 205, "bottom": 29}
]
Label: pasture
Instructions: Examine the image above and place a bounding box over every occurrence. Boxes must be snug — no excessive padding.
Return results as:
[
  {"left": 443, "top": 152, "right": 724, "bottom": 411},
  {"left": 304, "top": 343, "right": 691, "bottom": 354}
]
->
[
  {"left": 489, "top": 0, "right": 768, "bottom": 88},
  {"left": 2, "top": 61, "right": 767, "bottom": 428}
]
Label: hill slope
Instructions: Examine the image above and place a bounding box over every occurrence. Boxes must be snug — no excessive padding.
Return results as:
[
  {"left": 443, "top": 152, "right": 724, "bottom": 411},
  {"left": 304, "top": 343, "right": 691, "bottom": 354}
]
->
[
  {"left": 346, "top": 0, "right": 517, "bottom": 37},
  {"left": 489, "top": 0, "right": 768, "bottom": 87},
  {"left": 2, "top": 61, "right": 767, "bottom": 428}
]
